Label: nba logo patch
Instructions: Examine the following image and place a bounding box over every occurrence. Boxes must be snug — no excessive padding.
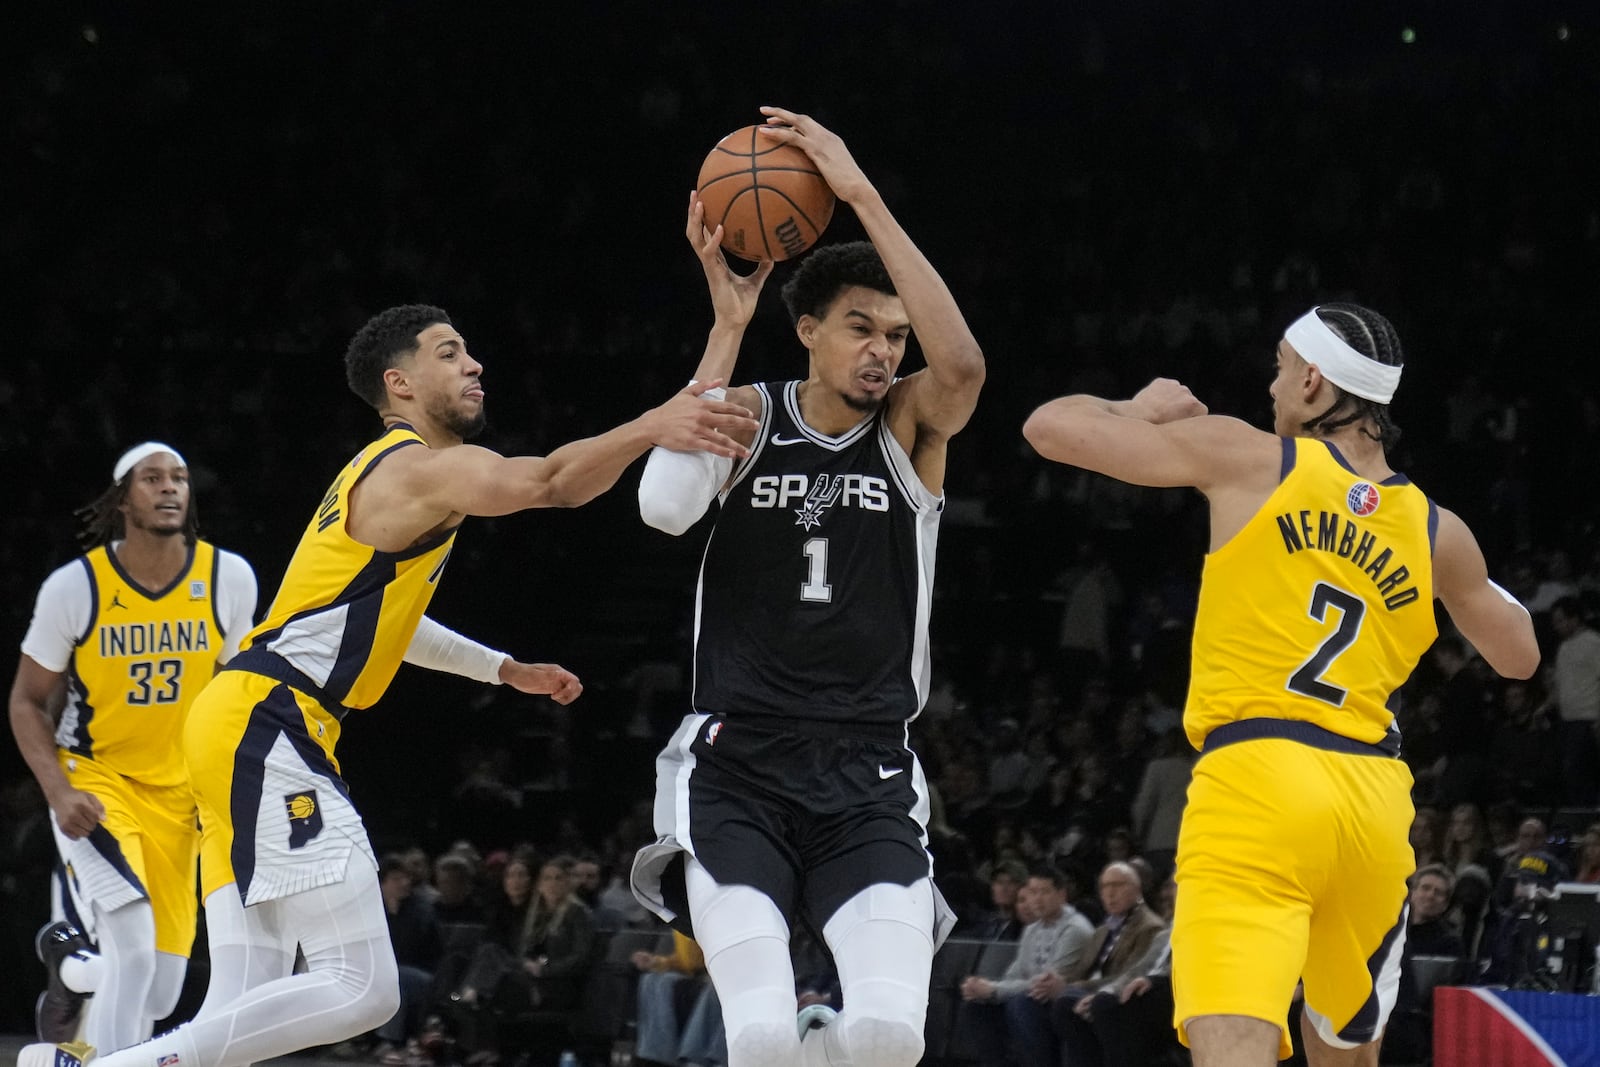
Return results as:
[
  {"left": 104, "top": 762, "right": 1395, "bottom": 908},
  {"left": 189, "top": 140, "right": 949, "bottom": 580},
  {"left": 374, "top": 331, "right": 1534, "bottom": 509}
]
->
[
  {"left": 189, "top": 580, "right": 207, "bottom": 600},
  {"left": 285, "top": 790, "right": 323, "bottom": 849},
  {"left": 158, "top": 1055, "right": 181, "bottom": 1066},
  {"left": 706, "top": 722, "right": 723, "bottom": 746},
  {"left": 1346, "top": 482, "right": 1380, "bottom": 517}
]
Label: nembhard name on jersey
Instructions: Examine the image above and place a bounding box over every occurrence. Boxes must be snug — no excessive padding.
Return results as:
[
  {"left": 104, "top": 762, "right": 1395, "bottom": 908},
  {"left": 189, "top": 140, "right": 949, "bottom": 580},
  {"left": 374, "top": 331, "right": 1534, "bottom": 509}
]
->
[
  {"left": 98, "top": 620, "right": 212, "bottom": 658},
  {"left": 1274, "top": 509, "right": 1420, "bottom": 610}
]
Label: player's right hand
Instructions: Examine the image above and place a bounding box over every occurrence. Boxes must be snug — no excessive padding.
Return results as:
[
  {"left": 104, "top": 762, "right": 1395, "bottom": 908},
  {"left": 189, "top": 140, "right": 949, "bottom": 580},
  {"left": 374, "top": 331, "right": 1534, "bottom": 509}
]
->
[
  {"left": 51, "top": 787, "right": 106, "bottom": 840},
  {"left": 647, "top": 380, "right": 759, "bottom": 459},
  {"left": 688, "top": 191, "right": 774, "bottom": 327},
  {"left": 1128, "top": 377, "right": 1208, "bottom": 424}
]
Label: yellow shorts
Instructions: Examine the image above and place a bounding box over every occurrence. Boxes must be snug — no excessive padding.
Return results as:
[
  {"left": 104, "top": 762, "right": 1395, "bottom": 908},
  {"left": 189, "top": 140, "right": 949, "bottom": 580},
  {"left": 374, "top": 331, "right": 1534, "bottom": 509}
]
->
[
  {"left": 184, "top": 670, "right": 371, "bottom": 906},
  {"left": 1172, "top": 734, "right": 1414, "bottom": 1059},
  {"left": 55, "top": 751, "right": 199, "bottom": 957}
]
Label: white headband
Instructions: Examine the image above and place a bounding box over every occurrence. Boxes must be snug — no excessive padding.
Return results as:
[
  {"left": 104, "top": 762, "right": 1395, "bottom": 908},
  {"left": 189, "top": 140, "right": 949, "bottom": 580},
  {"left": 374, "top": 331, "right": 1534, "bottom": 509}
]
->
[
  {"left": 1284, "top": 307, "right": 1401, "bottom": 405},
  {"left": 113, "top": 442, "right": 187, "bottom": 483}
]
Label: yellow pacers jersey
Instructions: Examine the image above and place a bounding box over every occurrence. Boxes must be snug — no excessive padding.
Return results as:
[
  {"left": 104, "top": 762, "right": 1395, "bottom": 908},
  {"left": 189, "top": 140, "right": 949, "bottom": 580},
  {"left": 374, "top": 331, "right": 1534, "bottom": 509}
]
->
[
  {"left": 57, "top": 540, "right": 223, "bottom": 786},
  {"left": 1186, "top": 437, "right": 1438, "bottom": 749},
  {"left": 234, "top": 423, "right": 455, "bottom": 718}
]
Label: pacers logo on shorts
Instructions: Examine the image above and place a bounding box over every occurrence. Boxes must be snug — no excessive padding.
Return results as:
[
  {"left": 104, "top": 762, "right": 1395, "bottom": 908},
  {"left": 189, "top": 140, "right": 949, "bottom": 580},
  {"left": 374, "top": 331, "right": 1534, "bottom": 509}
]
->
[
  {"left": 285, "top": 790, "right": 323, "bottom": 849},
  {"left": 1346, "top": 481, "right": 1381, "bottom": 517}
]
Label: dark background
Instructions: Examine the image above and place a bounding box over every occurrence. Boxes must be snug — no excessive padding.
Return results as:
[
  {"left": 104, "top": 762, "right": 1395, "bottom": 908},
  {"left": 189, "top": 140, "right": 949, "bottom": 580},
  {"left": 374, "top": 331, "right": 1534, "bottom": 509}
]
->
[{"left": 3, "top": 0, "right": 1599, "bottom": 1015}]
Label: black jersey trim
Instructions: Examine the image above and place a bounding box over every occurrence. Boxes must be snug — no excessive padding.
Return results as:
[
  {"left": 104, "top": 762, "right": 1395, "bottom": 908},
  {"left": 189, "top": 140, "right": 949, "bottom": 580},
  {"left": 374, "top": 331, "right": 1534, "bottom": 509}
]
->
[
  {"left": 74, "top": 556, "right": 98, "bottom": 647},
  {"left": 104, "top": 540, "right": 197, "bottom": 602},
  {"left": 1279, "top": 437, "right": 1297, "bottom": 482}
]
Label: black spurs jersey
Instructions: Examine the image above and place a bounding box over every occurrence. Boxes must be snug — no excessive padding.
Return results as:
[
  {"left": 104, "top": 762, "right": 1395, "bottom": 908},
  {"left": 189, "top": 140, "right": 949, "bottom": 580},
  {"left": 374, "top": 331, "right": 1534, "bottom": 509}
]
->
[{"left": 691, "top": 380, "right": 943, "bottom": 726}]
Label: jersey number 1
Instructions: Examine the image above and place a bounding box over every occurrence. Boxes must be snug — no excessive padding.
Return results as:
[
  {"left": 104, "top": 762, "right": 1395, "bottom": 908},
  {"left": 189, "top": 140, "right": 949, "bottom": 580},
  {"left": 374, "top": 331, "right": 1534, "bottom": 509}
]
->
[
  {"left": 801, "top": 538, "right": 832, "bottom": 603},
  {"left": 1287, "top": 583, "right": 1365, "bottom": 707}
]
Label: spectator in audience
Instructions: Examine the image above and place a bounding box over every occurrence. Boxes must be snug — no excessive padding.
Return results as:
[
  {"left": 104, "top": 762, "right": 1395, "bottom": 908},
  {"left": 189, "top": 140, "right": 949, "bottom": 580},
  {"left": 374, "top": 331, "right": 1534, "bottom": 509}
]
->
[
  {"left": 1040, "top": 862, "right": 1167, "bottom": 1040},
  {"left": 1573, "top": 823, "right": 1600, "bottom": 884},
  {"left": 433, "top": 853, "right": 487, "bottom": 925},
  {"left": 1489, "top": 678, "right": 1562, "bottom": 806},
  {"left": 598, "top": 846, "right": 653, "bottom": 928},
  {"left": 1129, "top": 727, "right": 1193, "bottom": 884},
  {"left": 1431, "top": 636, "right": 1494, "bottom": 805},
  {"left": 374, "top": 852, "right": 444, "bottom": 1066},
  {"left": 1494, "top": 818, "right": 1564, "bottom": 908},
  {"left": 1443, "top": 803, "right": 1504, "bottom": 886},
  {"left": 1551, "top": 597, "right": 1600, "bottom": 802},
  {"left": 632, "top": 931, "right": 725, "bottom": 1067},
  {"left": 957, "top": 866, "right": 1095, "bottom": 1067},
  {"left": 1381, "top": 865, "right": 1465, "bottom": 1065},
  {"left": 1054, "top": 925, "right": 1177, "bottom": 1067},
  {"left": 450, "top": 856, "right": 595, "bottom": 1064},
  {"left": 1449, "top": 864, "right": 1497, "bottom": 968},
  {"left": 403, "top": 847, "right": 441, "bottom": 907},
  {"left": 969, "top": 860, "right": 1029, "bottom": 941},
  {"left": 1409, "top": 806, "right": 1445, "bottom": 868}
]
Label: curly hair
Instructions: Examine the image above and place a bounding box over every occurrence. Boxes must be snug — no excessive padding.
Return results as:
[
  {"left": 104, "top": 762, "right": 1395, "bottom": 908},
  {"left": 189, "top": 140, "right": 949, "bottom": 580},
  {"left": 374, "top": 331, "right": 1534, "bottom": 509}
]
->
[
  {"left": 1300, "top": 302, "right": 1405, "bottom": 449},
  {"left": 778, "top": 241, "right": 896, "bottom": 325},
  {"left": 344, "top": 304, "right": 452, "bottom": 410},
  {"left": 74, "top": 477, "right": 200, "bottom": 549}
]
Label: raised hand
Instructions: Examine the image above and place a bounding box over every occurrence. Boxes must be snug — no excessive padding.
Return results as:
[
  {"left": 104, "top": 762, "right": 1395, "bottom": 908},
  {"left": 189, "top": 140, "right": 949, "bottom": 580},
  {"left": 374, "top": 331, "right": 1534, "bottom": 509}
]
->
[
  {"left": 1128, "top": 378, "right": 1208, "bottom": 424},
  {"left": 644, "top": 379, "right": 760, "bottom": 458},
  {"left": 688, "top": 191, "right": 774, "bottom": 327},
  {"left": 499, "top": 660, "right": 583, "bottom": 705},
  {"left": 755, "top": 106, "right": 873, "bottom": 204}
]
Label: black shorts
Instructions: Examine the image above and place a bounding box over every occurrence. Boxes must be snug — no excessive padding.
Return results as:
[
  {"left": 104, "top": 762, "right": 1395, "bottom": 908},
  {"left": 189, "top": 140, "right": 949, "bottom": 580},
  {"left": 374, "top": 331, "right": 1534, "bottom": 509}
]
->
[{"left": 631, "top": 713, "right": 943, "bottom": 939}]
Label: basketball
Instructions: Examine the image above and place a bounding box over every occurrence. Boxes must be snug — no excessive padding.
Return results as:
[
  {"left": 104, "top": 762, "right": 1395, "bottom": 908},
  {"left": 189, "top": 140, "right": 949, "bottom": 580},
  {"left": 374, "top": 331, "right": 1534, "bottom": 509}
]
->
[{"left": 696, "top": 125, "right": 835, "bottom": 262}]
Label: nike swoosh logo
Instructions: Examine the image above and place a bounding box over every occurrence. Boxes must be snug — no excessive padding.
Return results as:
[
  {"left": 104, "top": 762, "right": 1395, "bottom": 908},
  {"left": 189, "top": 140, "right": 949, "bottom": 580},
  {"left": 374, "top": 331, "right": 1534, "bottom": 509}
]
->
[
  {"left": 770, "top": 434, "right": 809, "bottom": 446},
  {"left": 878, "top": 766, "right": 904, "bottom": 780}
]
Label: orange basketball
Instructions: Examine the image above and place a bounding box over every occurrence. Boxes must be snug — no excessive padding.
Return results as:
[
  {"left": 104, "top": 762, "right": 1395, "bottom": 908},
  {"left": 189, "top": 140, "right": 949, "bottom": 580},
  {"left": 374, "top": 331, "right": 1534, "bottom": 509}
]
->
[{"left": 696, "top": 125, "right": 835, "bottom": 262}]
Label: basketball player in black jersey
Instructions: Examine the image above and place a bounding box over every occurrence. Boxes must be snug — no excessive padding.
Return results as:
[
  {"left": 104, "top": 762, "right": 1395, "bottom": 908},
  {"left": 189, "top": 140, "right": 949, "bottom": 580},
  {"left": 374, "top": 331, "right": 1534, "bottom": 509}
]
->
[{"left": 631, "top": 106, "right": 986, "bottom": 1067}]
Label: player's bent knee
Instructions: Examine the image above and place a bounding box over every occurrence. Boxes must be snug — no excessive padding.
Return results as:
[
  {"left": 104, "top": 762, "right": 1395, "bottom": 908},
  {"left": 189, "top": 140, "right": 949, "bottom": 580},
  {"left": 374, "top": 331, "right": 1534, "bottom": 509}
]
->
[
  {"left": 843, "top": 1016, "right": 923, "bottom": 1067},
  {"left": 726, "top": 1019, "right": 800, "bottom": 1067}
]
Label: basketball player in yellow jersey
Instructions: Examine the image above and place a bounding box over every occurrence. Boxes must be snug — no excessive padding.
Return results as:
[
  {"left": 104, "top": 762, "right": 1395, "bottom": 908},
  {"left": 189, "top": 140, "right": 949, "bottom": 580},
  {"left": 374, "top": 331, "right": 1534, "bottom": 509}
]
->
[
  {"left": 9, "top": 444, "right": 258, "bottom": 1054},
  {"left": 19, "top": 304, "right": 759, "bottom": 1067},
  {"left": 1023, "top": 302, "right": 1539, "bottom": 1067}
]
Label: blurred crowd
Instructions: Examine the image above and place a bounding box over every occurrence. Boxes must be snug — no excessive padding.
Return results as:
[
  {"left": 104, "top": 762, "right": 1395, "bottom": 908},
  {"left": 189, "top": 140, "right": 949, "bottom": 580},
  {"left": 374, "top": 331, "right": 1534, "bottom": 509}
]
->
[{"left": 5, "top": 2, "right": 1600, "bottom": 1062}]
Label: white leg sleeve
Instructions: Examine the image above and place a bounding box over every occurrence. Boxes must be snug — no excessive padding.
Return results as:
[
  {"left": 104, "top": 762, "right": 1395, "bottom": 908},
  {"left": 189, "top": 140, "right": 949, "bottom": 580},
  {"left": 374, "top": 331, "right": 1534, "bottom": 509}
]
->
[
  {"left": 799, "top": 882, "right": 935, "bottom": 1067},
  {"left": 685, "top": 857, "right": 802, "bottom": 1067},
  {"left": 82, "top": 899, "right": 158, "bottom": 1053},
  {"left": 144, "top": 953, "right": 188, "bottom": 1032},
  {"left": 94, "top": 856, "right": 400, "bottom": 1067}
]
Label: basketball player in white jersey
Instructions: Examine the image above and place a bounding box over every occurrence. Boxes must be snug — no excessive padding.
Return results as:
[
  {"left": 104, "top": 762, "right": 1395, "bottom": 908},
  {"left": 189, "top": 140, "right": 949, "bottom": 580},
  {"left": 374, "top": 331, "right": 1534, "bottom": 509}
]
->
[
  {"left": 9, "top": 444, "right": 258, "bottom": 1053},
  {"left": 632, "top": 107, "right": 986, "bottom": 1067}
]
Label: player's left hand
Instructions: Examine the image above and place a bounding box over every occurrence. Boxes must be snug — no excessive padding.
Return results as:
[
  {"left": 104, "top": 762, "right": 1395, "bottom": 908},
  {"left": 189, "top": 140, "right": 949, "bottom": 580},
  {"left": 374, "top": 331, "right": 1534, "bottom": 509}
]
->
[
  {"left": 756, "top": 107, "right": 873, "bottom": 204},
  {"left": 499, "top": 660, "right": 583, "bottom": 704}
]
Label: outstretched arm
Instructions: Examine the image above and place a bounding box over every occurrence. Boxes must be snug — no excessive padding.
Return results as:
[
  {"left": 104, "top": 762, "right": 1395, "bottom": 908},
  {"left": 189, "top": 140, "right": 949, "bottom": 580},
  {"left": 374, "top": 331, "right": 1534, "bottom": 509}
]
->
[
  {"left": 1022, "top": 379, "right": 1231, "bottom": 488},
  {"left": 757, "top": 107, "right": 985, "bottom": 439},
  {"left": 405, "top": 616, "right": 582, "bottom": 704}
]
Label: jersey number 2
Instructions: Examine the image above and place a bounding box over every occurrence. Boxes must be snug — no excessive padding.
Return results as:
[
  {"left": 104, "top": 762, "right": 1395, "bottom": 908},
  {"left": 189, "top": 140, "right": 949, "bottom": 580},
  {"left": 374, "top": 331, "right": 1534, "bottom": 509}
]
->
[
  {"left": 128, "top": 659, "right": 182, "bottom": 705},
  {"left": 1287, "top": 583, "right": 1365, "bottom": 707},
  {"left": 801, "top": 538, "right": 832, "bottom": 603}
]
